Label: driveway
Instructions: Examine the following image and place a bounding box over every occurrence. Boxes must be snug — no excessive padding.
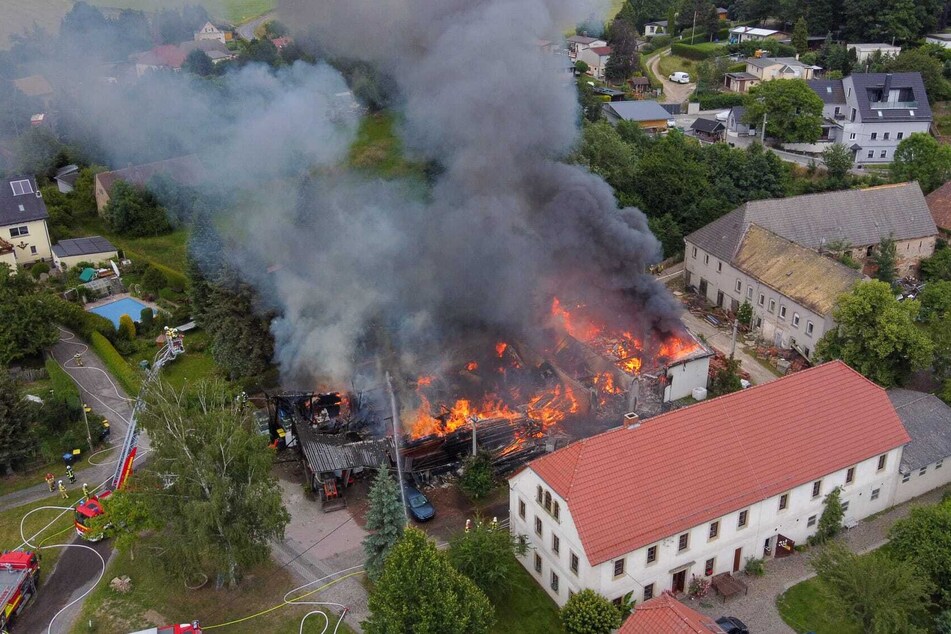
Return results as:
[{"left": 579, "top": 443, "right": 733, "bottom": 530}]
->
[
  {"left": 236, "top": 11, "right": 275, "bottom": 41},
  {"left": 647, "top": 50, "right": 696, "bottom": 104},
  {"left": 679, "top": 310, "right": 779, "bottom": 386}
]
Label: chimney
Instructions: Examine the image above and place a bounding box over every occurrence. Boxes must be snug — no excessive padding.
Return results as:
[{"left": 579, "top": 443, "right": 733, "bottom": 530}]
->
[
  {"left": 623, "top": 412, "right": 641, "bottom": 429},
  {"left": 883, "top": 73, "right": 893, "bottom": 97}
]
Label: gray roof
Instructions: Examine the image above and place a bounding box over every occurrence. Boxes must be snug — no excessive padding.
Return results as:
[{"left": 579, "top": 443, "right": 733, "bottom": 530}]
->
[
  {"left": 52, "top": 236, "right": 116, "bottom": 258},
  {"left": 847, "top": 72, "right": 932, "bottom": 122},
  {"left": 729, "top": 105, "right": 747, "bottom": 120},
  {"left": 567, "top": 35, "right": 601, "bottom": 44},
  {"left": 297, "top": 424, "right": 393, "bottom": 474},
  {"left": 646, "top": 20, "right": 668, "bottom": 27},
  {"left": 685, "top": 182, "right": 937, "bottom": 262},
  {"left": 0, "top": 176, "right": 48, "bottom": 226},
  {"left": 746, "top": 56, "right": 807, "bottom": 70},
  {"left": 888, "top": 389, "right": 951, "bottom": 471},
  {"left": 808, "top": 79, "right": 846, "bottom": 104},
  {"left": 604, "top": 100, "right": 671, "bottom": 122},
  {"left": 690, "top": 117, "right": 725, "bottom": 133}
]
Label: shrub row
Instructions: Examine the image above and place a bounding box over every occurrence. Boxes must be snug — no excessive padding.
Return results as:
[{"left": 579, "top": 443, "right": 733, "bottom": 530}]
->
[
  {"left": 46, "top": 295, "right": 116, "bottom": 341},
  {"left": 45, "top": 357, "right": 82, "bottom": 409},
  {"left": 671, "top": 42, "right": 727, "bottom": 60},
  {"left": 90, "top": 332, "right": 142, "bottom": 396},
  {"left": 691, "top": 91, "right": 746, "bottom": 109},
  {"left": 124, "top": 248, "right": 189, "bottom": 291}
]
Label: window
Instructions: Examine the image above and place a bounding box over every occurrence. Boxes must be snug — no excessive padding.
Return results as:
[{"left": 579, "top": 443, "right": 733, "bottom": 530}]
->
[
  {"left": 807, "top": 514, "right": 817, "bottom": 527},
  {"left": 692, "top": 246, "right": 698, "bottom": 258},
  {"left": 550, "top": 571, "right": 559, "bottom": 592},
  {"left": 919, "top": 466, "right": 928, "bottom": 476},
  {"left": 834, "top": 106, "right": 841, "bottom": 115},
  {"left": 841, "top": 500, "right": 849, "bottom": 513},
  {"left": 613, "top": 558, "right": 625, "bottom": 577},
  {"left": 536, "top": 486, "right": 542, "bottom": 504},
  {"left": 758, "top": 293, "right": 765, "bottom": 306},
  {"left": 552, "top": 534, "right": 560, "bottom": 554},
  {"left": 678, "top": 533, "right": 689, "bottom": 552},
  {"left": 897, "top": 132, "right": 904, "bottom": 140},
  {"left": 9, "top": 226, "right": 28, "bottom": 237},
  {"left": 871, "top": 488, "right": 880, "bottom": 501},
  {"left": 812, "top": 480, "right": 821, "bottom": 498},
  {"left": 867, "top": 150, "right": 874, "bottom": 159},
  {"left": 779, "top": 305, "right": 787, "bottom": 319},
  {"left": 779, "top": 493, "right": 789, "bottom": 510},
  {"left": 709, "top": 521, "right": 719, "bottom": 539},
  {"left": 871, "top": 132, "right": 877, "bottom": 140},
  {"left": 850, "top": 107, "right": 856, "bottom": 121},
  {"left": 735, "top": 279, "right": 742, "bottom": 293},
  {"left": 804, "top": 346, "right": 810, "bottom": 358},
  {"left": 883, "top": 132, "right": 890, "bottom": 140},
  {"left": 747, "top": 286, "right": 753, "bottom": 299},
  {"left": 877, "top": 454, "right": 887, "bottom": 471},
  {"left": 880, "top": 150, "right": 887, "bottom": 159},
  {"left": 705, "top": 558, "right": 715, "bottom": 576},
  {"left": 704, "top": 254, "right": 710, "bottom": 265},
  {"left": 768, "top": 299, "right": 776, "bottom": 313},
  {"left": 518, "top": 499, "right": 526, "bottom": 519},
  {"left": 792, "top": 313, "right": 800, "bottom": 327},
  {"left": 646, "top": 545, "right": 657, "bottom": 564},
  {"left": 938, "top": 459, "right": 944, "bottom": 469},
  {"left": 806, "top": 321, "right": 814, "bottom": 336},
  {"left": 544, "top": 491, "right": 552, "bottom": 512},
  {"left": 717, "top": 261, "right": 722, "bottom": 273},
  {"left": 738, "top": 510, "right": 748, "bottom": 528},
  {"left": 29, "top": 246, "right": 37, "bottom": 254},
  {"left": 535, "top": 517, "right": 542, "bottom": 536},
  {"left": 845, "top": 467, "right": 855, "bottom": 484},
  {"left": 553, "top": 501, "right": 560, "bottom": 521},
  {"left": 643, "top": 583, "right": 654, "bottom": 601},
  {"left": 9, "top": 179, "right": 33, "bottom": 196},
  {"left": 849, "top": 132, "right": 856, "bottom": 140},
  {"left": 902, "top": 471, "right": 911, "bottom": 483},
  {"left": 570, "top": 552, "right": 579, "bottom": 574},
  {"left": 534, "top": 553, "right": 542, "bottom": 573}
]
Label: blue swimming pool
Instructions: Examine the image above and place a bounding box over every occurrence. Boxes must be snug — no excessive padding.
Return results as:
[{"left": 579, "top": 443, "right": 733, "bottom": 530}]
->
[{"left": 87, "top": 297, "right": 154, "bottom": 329}]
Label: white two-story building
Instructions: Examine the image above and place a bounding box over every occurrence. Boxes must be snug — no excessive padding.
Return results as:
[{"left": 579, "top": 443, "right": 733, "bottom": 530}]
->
[
  {"left": 509, "top": 361, "right": 910, "bottom": 606},
  {"left": 0, "top": 175, "right": 53, "bottom": 267}
]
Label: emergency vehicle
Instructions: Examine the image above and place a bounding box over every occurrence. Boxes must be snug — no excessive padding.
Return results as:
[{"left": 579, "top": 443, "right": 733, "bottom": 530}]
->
[
  {"left": 128, "top": 621, "right": 201, "bottom": 634},
  {"left": 75, "top": 329, "right": 184, "bottom": 539},
  {"left": 0, "top": 550, "right": 39, "bottom": 630}
]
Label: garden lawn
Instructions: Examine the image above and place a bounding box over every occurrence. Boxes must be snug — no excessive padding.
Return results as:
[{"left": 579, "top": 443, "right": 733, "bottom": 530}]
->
[
  {"left": 658, "top": 54, "right": 699, "bottom": 79},
  {"left": 0, "top": 493, "right": 77, "bottom": 579},
  {"left": 71, "top": 545, "right": 357, "bottom": 634},
  {"left": 69, "top": 220, "right": 190, "bottom": 276},
  {"left": 348, "top": 113, "right": 426, "bottom": 179},
  {"left": 119, "top": 331, "right": 218, "bottom": 391},
  {"left": 777, "top": 575, "right": 861, "bottom": 634},
  {"left": 490, "top": 557, "right": 563, "bottom": 634},
  {"left": 85, "top": 0, "right": 274, "bottom": 24}
]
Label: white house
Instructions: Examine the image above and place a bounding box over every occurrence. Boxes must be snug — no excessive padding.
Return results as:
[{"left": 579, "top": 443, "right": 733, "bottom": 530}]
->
[
  {"left": 194, "top": 21, "right": 227, "bottom": 44},
  {"left": 577, "top": 46, "right": 612, "bottom": 79},
  {"left": 508, "top": 361, "right": 910, "bottom": 607},
  {"left": 566, "top": 35, "right": 607, "bottom": 60},
  {"left": 889, "top": 389, "right": 951, "bottom": 504},
  {"left": 644, "top": 20, "right": 667, "bottom": 37},
  {"left": 925, "top": 33, "right": 951, "bottom": 49},
  {"left": 0, "top": 175, "right": 53, "bottom": 267},
  {"left": 848, "top": 43, "right": 901, "bottom": 64},
  {"left": 728, "top": 26, "right": 786, "bottom": 43}
]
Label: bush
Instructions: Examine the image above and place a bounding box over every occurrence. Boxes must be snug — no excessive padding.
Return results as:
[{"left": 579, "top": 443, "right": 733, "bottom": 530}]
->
[
  {"left": 125, "top": 250, "right": 188, "bottom": 291},
  {"left": 672, "top": 42, "right": 726, "bottom": 60},
  {"left": 118, "top": 314, "right": 136, "bottom": 341},
  {"left": 139, "top": 307, "right": 154, "bottom": 332},
  {"left": 459, "top": 451, "right": 496, "bottom": 500},
  {"left": 30, "top": 262, "right": 50, "bottom": 279},
  {"left": 45, "top": 357, "right": 81, "bottom": 410},
  {"left": 560, "top": 589, "right": 622, "bottom": 634},
  {"left": 648, "top": 34, "right": 672, "bottom": 49},
  {"left": 691, "top": 91, "right": 745, "bottom": 109},
  {"left": 744, "top": 556, "right": 765, "bottom": 576},
  {"left": 45, "top": 295, "right": 116, "bottom": 341},
  {"left": 141, "top": 265, "right": 168, "bottom": 294},
  {"left": 90, "top": 332, "right": 141, "bottom": 395}
]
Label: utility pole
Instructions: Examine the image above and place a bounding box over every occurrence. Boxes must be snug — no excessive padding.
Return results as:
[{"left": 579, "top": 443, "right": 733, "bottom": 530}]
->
[
  {"left": 691, "top": 10, "right": 697, "bottom": 45},
  {"left": 81, "top": 403, "right": 94, "bottom": 453},
  {"left": 470, "top": 417, "right": 479, "bottom": 456},
  {"left": 385, "top": 372, "right": 409, "bottom": 521},
  {"left": 730, "top": 319, "right": 738, "bottom": 358},
  {"left": 760, "top": 111, "right": 767, "bottom": 144}
]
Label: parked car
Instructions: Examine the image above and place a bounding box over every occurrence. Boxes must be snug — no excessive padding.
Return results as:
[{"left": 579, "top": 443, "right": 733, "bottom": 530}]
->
[
  {"left": 403, "top": 484, "right": 435, "bottom": 522},
  {"left": 668, "top": 71, "right": 690, "bottom": 83},
  {"left": 715, "top": 616, "right": 749, "bottom": 634}
]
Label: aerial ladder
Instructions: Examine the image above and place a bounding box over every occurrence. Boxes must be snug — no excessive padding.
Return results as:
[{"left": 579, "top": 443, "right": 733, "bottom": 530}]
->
[{"left": 75, "top": 327, "right": 185, "bottom": 539}]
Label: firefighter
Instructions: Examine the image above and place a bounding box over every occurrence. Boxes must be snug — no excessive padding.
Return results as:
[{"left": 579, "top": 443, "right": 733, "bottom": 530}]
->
[
  {"left": 73, "top": 352, "right": 84, "bottom": 367},
  {"left": 66, "top": 464, "right": 76, "bottom": 483},
  {"left": 99, "top": 420, "right": 111, "bottom": 443},
  {"left": 45, "top": 472, "right": 55, "bottom": 492},
  {"left": 58, "top": 480, "right": 68, "bottom": 499},
  {"left": 82, "top": 483, "right": 91, "bottom": 498}
]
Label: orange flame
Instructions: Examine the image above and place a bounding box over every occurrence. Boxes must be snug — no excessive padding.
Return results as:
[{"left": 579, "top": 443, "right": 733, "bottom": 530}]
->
[
  {"left": 465, "top": 361, "right": 478, "bottom": 372},
  {"left": 495, "top": 342, "right": 508, "bottom": 357}
]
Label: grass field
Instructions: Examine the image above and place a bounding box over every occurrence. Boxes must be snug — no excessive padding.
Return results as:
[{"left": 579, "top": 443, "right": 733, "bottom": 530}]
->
[
  {"left": 348, "top": 113, "right": 427, "bottom": 180},
  {"left": 658, "top": 53, "right": 699, "bottom": 79},
  {"left": 490, "top": 559, "right": 563, "bottom": 634},
  {"left": 86, "top": 0, "right": 275, "bottom": 24},
  {"left": 70, "top": 221, "right": 190, "bottom": 275},
  {"left": 777, "top": 575, "right": 861, "bottom": 634},
  {"left": 0, "top": 493, "right": 77, "bottom": 580}
]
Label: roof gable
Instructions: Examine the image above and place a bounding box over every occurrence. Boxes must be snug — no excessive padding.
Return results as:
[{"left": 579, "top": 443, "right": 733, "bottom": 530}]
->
[
  {"left": 846, "top": 72, "right": 932, "bottom": 122},
  {"left": 620, "top": 592, "right": 725, "bottom": 633},
  {"left": 524, "top": 361, "right": 910, "bottom": 564},
  {"left": 888, "top": 389, "right": 951, "bottom": 471},
  {"left": 0, "top": 176, "right": 49, "bottom": 226}
]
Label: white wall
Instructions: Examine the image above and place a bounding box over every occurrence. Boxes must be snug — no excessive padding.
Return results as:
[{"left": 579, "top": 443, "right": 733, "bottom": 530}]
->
[
  {"left": 577, "top": 48, "right": 609, "bottom": 79},
  {"left": 893, "top": 457, "right": 951, "bottom": 504},
  {"left": 4, "top": 218, "right": 53, "bottom": 265},
  {"left": 665, "top": 356, "right": 710, "bottom": 401}
]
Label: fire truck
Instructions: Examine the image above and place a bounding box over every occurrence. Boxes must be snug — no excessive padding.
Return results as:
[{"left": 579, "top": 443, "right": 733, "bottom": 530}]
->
[
  {"left": 75, "top": 328, "right": 184, "bottom": 539},
  {"left": 128, "top": 621, "right": 201, "bottom": 634},
  {"left": 0, "top": 550, "right": 39, "bottom": 631}
]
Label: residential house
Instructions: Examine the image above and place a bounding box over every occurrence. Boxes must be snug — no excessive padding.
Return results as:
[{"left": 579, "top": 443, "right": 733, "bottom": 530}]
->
[
  {"left": 179, "top": 40, "right": 236, "bottom": 65},
  {"left": 194, "top": 21, "right": 227, "bottom": 44},
  {"left": 684, "top": 183, "right": 936, "bottom": 356},
  {"left": 889, "top": 389, "right": 951, "bottom": 505},
  {"left": 728, "top": 27, "right": 787, "bottom": 44},
  {"left": 133, "top": 45, "right": 187, "bottom": 76},
  {"left": 51, "top": 236, "right": 118, "bottom": 271},
  {"left": 509, "top": 361, "right": 910, "bottom": 606},
  {"left": 628, "top": 76, "right": 651, "bottom": 95},
  {"left": 603, "top": 101, "right": 670, "bottom": 133},
  {"left": 722, "top": 70, "right": 760, "bottom": 93},
  {"left": 726, "top": 105, "right": 756, "bottom": 136},
  {"left": 806, "top": 73, "right": 932, "bottom": 164},
  {"left": 619, "top": 592, "right": 726, "bottom": 632},
  {"left": 577, "top": 46, "right": 612, "bottom": 79},
  {"left": 716, "top": 7, "right": 729, "bottom": 20},
  {"left": 848, "top": 43, "right": 901, "bottom": 64},
  {"left": 566, "top": 35, "right": 606, "bottom": 60},
  {"left": 741, "top": 56, "right": 818, "bottom": 85},
  {"left": 644, "top": 20, "right": 667, "bottom": 37},
  {"left": 0, "top": 176, "right": 53, "bottom": 266},
  {"left": 925, "top": 33, "right": 951, "bottom": 49},
  {"left": 94, "top": 155, "right": 204, "bottom": 212},
  {"left": 926, "top": 179, "right": 951, "bottom": 238},
  {"left": 54, "top": 165, "right": 80, "bottom": 194},
  {"left": 689, "top": 117, "right": 725, "bottom": 142},
  {"left": 13, "top": 75, "right": 54, "bottom": 110},
  {"left": 271, "top": 36, "right": 292, "bottom": 50}
]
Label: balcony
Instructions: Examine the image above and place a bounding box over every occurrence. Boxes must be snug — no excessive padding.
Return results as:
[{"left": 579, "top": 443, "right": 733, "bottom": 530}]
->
[{"left": 870, "top": 100, "right": 919, "bottom": 110}]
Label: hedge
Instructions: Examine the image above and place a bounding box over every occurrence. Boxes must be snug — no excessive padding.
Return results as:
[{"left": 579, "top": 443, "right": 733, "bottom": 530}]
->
[
  {"left": 671, "top": 42, "right": 727, "bottom": 60},
  {"left": 691, "top": 91, "right": 746, "bottom": 109},
  {"left": 45, "top": 357, "right": 82, "bottom": 409},
  {"left": 46, "top": 295, "right": 116, "bottom": 341},
  {"left": 123, "top": 248, "right": 189, "bottom": 292},
  {"left": 90, "top": 332, "right": 142, "bottom": 396}
]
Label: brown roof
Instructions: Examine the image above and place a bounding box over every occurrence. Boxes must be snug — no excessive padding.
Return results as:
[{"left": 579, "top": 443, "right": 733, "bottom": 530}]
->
[
  {"left": 619, "top": 592, "right": 725, "bottom": 633},
  {"left": 13, "top": 75, "right": 53, "bottom": 97},
  {"left": 733, "top": 224, "right": 864, "bottom": 315},
  {"left": 926, "top": 180, "right": 951, "bottom": 231},
  {"left": 521, "top": 361, "right": 910, "bottom": 565},
  {"left": 588, "top": 46, "right": 613, "bottom": 56},
  {"left": 95, "top": 156, "right": 204, "bottom": 195}
]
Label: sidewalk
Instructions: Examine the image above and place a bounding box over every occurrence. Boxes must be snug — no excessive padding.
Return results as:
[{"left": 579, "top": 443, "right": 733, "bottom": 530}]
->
[{"left": 679, "top": 310, "right": 778, "bottom": 386}]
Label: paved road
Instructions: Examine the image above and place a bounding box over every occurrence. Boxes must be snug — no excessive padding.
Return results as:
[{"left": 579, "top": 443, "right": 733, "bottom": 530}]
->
[
  {"left": 647, "top": 50, "right": 696, "bottom": 104},
  {"left": 236, "top": 11, "right": 275, "bottom": 41},
  {"left": 679, "top": 308, "right": 779, "bottom": 387}
]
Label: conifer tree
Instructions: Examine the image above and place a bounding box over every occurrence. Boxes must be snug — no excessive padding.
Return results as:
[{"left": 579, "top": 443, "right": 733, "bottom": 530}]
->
[{"left": 362, "top": 464, "right": 406, "bottom": 580}]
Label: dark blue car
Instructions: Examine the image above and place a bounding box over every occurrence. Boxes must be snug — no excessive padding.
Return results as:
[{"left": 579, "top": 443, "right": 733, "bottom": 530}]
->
[{"left": 404, "top": 485, "right": 435, "bottom": 522}]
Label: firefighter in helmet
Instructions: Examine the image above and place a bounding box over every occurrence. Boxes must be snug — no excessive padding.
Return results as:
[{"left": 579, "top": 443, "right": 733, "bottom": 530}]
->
[
  {"left": 66, "top": 464, "right": 76, "bottom": 483},
  {"left": 58, "top": 480, "right": 68, "bottom": 499},
  {"left": 82, "top": 482, "right": 91, "bottom": 498},
  {"left": 45, "top": 472, "right": 55, "bottom": 492}
]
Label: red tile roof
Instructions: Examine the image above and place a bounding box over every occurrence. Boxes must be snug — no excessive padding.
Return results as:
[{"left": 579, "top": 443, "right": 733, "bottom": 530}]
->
[
  {"left": 95, "top": 155, "right": 204, "bottom": 195},
  {"left": 589, "top": 46, "right": 613, "bottom": 56},
  {"left": 523, "top": 361, "right": 910, "bottom": 565},
  {"left": 619, "top": 592, "right": 725, "bottom": 633},
  {"left": 926, "top": 180, "right": 951, "bottom": 232}
]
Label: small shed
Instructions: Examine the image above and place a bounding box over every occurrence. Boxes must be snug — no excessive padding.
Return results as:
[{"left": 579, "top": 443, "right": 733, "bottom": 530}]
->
[
  {"left": 690, "top": 117, "right": 726, "bottom": 141},
  {"left": 54, "top": 165, "right": 80, "bottom": 193},
  {"left": 53, "top": 236, "right": 118, "bottom": 271},
  {"left": 602, "top": 100, "right": 671, "bottom": 132},
  {"left": 628, "top": 76, "right": 651, "bottom": 94}
]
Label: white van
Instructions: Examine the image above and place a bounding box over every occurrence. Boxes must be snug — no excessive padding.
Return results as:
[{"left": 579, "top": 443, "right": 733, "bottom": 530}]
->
[{"left": 668, "top": 72, "right": 690, "bottom": 84}]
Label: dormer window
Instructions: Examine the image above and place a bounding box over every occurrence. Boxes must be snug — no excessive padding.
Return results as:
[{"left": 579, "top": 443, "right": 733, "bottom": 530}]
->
[{"left": 10, "top": 179, "right": 33, "bottom": 196}]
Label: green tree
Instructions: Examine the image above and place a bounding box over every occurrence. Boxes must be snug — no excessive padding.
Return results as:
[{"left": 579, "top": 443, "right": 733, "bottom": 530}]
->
[
  {"left": 709, "top": 356, "right": 743, "bottom": 397},
  {"left": 14, "top": 126, "right": 64, "bottom": 178},
  {"left": 891, "top": 133, "right": 951, "bottom": 193},
  {"left": 365, "top": 527, "right": 495, "bottom": 634},
  {"left": 0, "top": 265, "right": 59, "bottom": 366},
  {"left": 459, "top": 451, "right": 496, "bottom": 500},
  {"left": 0, "top": 371, "right": 35, "bottom": 474},
  {"left": 117, "top": 314, "right": 136, "bottom": 341},
  {"left": 141, "top": 265, "right": 168, "bottom": 294},
  {"left": 937, "top": 609, "right": 951, "bottom": 634},
  {"left": 791, "top": 17, "right": 809, "bottom": 54},
  {"left": 139, "top": 306, "right": 155, "bottom": 333},
  {"left": 920, "top": 281, "right": 951, "bottom": 379},
  {"left": 576, "top": 80, "right": 604, "bottom": 123},
  {"left": 810, "top": 486, "right": 844, "bottom": 545},
  {"left": 822, "top": 143, "right": 853, "bottom": 186},
  {"left": 84, "top": 484, "right": 159, "bottom": 558},
  {"left": 811, "top": 543, "right": 933, "bottom": 632},
  {"left": 632, "top": 130, "right": 713, "bottom": 230},
  {"left": 736, "top": 300, "right": 753, "bottom": 326},
  {"left": 889, "top": 498, "right": 951, "bottom": 606},
  {"left": 572, "top": 120, "right": 636, "bottom": 194},
  {"left": 647, "top": 213, "right": 683, "bottom": 259},
  {"left": 884, "top": 48, "right": 951, "bottom": 102},
  {"left": 700, "top": 2, "right": 719, "bottom": 41},
  {"left": 744, "top": 79, "right": 825, "bottom": 143},
  {"left": 922, "top": 248, "right": 951, "bottom": 281},
  {"left": 73, "top": 166, "right": 106, "bottom": 217},
  {"left": 575, "top": 60, "right": 589, "bottom": 74},
  {"left": 447, "top": 516, "right": 527, "bottom": 600},
  {"left": 137, "top": 380, "right": 290, "bottom": 586},
  {"left": 560, "top": 589, "right": 622, "bottom": 634},
  {"left": 872, "top": 236, "right": 898, "bottom": 286},
  {"left": 30, "top": 262, "right": 50, "bottom": 279},
  {"left": 103, "top": 181, "right": 172, "bottom": 237},
  {"left": 183, "top": 49, "right": 213, "bottom": 76},
  {"left": 814, "top": 280, "right": 933, "bottom": 386},
  {"left": 605, "top": 20, "right": 640, "bottom": 82},
  {"left": 362, "top": 465, "right": 406, "bottom": 581}
]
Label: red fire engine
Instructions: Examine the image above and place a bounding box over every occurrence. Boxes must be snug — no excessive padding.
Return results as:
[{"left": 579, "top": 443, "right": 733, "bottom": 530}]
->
[
  {"left": 0, "top": 550, "right": 39, "bottom": 631},
  {"left": 75, "top": 329, "right": 184, "bottom": 539},
  {"left": 128, "top": 621, "right": 201, "bottom": 634}
]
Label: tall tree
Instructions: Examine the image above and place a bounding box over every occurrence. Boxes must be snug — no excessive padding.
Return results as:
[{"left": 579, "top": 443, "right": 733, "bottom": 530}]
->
[
  {"left": 889, "top": 499, "right": 951, "bottom": 607},
  {"left": 701, "top": 2, "right": 720, "bottom": 40},
  {"left": 919, "top": 280, "right": 951, "bottom": 379},
  {"left": 560, "top": 589, "right": 622, "bottom": 634},
  {"left": 811, "top": 486, "right": 844, "bottom": 545},
  {"left": 814, "top": 280, "right": 934, "bottom": 386},
  {"left": 922, "top": 248, "right": 951, "bottom": 281},
  {"left": 447, "top": 517, "right": 527, "bottom": 600},
  {"left": 744, "top": 79, "right": 825, "bottom": 143},
  {"left": 709, "top": 356, "right": 743, "bottom": 396},
  {"left": 822, "top": 143, "right": 853, "bottom": 186},
  {"left": 103, "top": 181, "right": 172, "bottom": 237},
  {"left": 0, "top": 265, "right": 58, "bottom": 366},
  {"left": 137, "top": 380, "right": 290, "bottom": 586},
  {"left": 811, "top": 543, "right": 933, "bottom": 632},
  {"left": 605, "top": 20, "right": 640, "bottom": 82},
  {"left": 0, "top": 371, "right": 35, "bottom": 474},
  {"left": 571, "top": 120, "right": 637, "bottom": 195},
  {"left": 365, "top": 527, "right": 495, "bottom": 634},
  {"left": 884, "top": 49, "right": 951, "bottom": 102},
  {"left": 891, "top": 133, "right": 951, "bottom": 193},
  {"left": 362, "top": 465, "right": 406, "bottom": 581},
  {"left": 84, "top": 484, "right": 159, "bottom": 559},
  {"left": 183, "top": 49, "right": 214, "bottom": 77},
  {"left": 792, "top": 17, "right": 809, "bottom": 54},
  {"left": 872, "top": 237, "right": 898, "bottom": 286}
]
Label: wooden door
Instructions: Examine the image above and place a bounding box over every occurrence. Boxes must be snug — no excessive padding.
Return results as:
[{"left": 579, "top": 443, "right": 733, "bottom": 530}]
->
[
  {"left": 733, "top": 547, "right": 742, "bottom": 572},
  {"left": 672, "top": 569, "right": 687, "bottom": 593}
]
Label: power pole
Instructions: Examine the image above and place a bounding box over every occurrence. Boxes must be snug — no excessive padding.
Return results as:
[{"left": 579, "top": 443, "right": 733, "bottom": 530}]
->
[
  {"left": 731, "top": 319, "right": 738, "bottom": 358},
  {"left": 385, "top": 372, "right": 409, "bottom": 521},
  {"left": 691, "top": 10, "right": 697, "bottom": 45},
  {"left": 760, "top": 111, "right": 767, "bottom": 144}
]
